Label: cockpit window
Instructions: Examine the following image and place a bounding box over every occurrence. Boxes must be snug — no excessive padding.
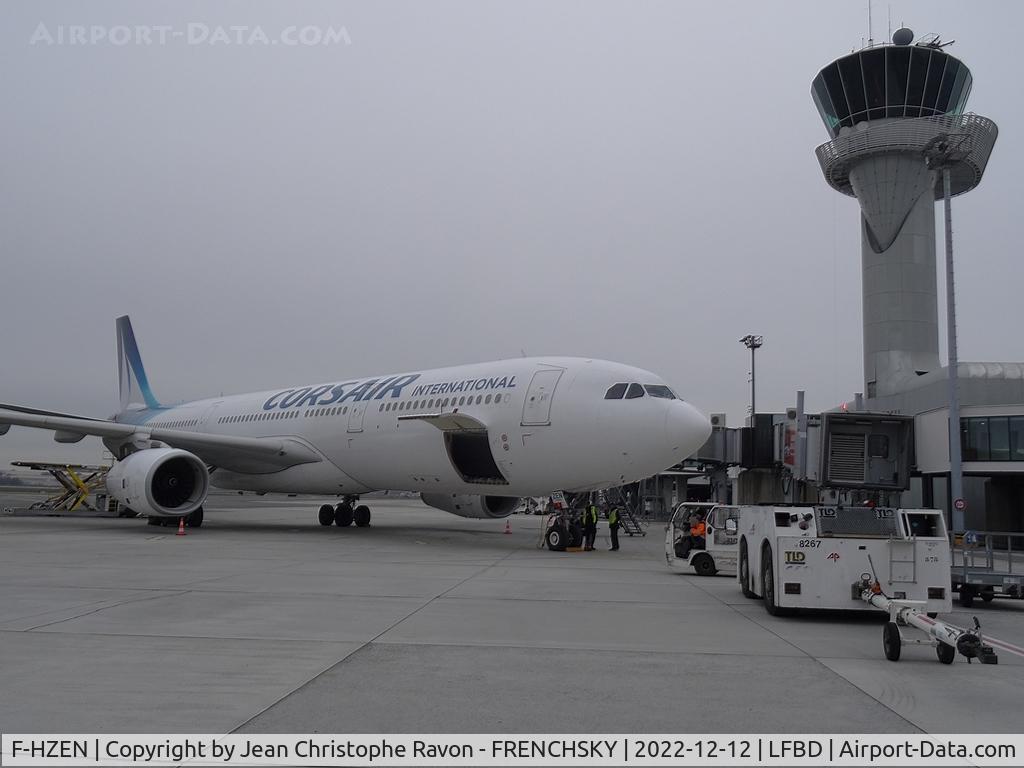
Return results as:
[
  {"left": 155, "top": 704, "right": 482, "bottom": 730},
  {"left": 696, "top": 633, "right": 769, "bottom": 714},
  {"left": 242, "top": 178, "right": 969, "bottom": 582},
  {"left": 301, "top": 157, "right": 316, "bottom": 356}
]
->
[
  {"left": 644, "top": 385, "right": 676, "bottom": 399},
  {"left": 604, "top": 383, "right": 628, "bottom": 400},
  {"left": 625, "top": 383, "right": 645, "bottom": 399}
]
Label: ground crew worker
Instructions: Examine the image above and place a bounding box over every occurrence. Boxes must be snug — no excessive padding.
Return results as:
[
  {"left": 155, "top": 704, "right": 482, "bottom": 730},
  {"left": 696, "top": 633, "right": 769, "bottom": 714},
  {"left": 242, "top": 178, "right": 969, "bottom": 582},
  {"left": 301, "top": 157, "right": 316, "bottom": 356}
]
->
[
  {"left": 583, "top": 502, "right": 598, "bottom": 551},
  {"left": 690, "top": 513, "right": 707, "bottom": 552},
  {"left": 607, "top": 506, "right": 621, "bottom": 551}
]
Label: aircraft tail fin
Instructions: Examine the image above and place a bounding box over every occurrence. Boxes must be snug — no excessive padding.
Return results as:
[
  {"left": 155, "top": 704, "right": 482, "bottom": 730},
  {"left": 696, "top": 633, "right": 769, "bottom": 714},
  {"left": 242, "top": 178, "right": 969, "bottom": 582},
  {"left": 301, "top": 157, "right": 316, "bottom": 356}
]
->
[{"left": 116, "top": 316, "right": 162, "bottom": 411}]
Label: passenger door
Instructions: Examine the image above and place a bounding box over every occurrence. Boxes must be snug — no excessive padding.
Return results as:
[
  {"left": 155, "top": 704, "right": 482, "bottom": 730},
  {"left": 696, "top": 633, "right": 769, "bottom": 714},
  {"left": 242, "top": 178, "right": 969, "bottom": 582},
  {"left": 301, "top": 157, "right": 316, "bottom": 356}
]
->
[
  {"left": 521, "top": 368, "right": 563, "bottom": 426},
  {"left": 347, "top": 401, "right": 366, "bottom": 433}
]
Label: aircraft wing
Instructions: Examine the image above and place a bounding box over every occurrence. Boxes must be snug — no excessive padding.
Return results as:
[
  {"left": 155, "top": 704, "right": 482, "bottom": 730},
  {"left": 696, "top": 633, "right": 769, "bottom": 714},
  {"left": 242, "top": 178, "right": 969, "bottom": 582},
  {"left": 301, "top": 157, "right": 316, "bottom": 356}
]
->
[
  {"left": 0, "top": 402, "right": 108, "bottom": 422},
  {"left": 0, "top": 407, "right": 321, "bottom": 473}
]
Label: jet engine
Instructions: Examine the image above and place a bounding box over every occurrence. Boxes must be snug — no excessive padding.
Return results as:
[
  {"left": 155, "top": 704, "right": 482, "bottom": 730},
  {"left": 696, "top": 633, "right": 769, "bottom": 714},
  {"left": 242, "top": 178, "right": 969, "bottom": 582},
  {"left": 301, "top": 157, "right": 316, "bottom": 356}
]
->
[
  {"left": 420, "top": 493, "right": 519, "bottom": 519},
  {"left": 106, "top": 448, "right": 209, "bottom": 518}
]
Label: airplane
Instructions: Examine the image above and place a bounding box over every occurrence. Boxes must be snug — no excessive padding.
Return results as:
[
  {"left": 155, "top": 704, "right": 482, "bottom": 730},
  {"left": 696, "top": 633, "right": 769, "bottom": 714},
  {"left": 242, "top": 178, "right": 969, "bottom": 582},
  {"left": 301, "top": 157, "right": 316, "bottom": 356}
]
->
[{"left": 0, "top": 317, "right": 712, "bottom": 528}]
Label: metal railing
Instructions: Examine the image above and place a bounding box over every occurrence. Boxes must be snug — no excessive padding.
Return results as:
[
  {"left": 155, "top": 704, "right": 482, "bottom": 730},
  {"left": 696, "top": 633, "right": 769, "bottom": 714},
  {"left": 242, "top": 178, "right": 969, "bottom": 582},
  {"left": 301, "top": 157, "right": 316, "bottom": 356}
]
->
[{"left": 815, "top": 113, "right": 998, "bottom": 198}]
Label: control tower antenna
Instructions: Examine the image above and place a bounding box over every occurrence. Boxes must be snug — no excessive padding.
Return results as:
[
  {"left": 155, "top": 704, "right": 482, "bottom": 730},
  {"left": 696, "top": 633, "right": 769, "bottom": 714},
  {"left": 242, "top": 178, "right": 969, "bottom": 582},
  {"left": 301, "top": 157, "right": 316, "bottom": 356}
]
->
[{"left": 867, "top": 0, "right": 873, "bottom": 46}]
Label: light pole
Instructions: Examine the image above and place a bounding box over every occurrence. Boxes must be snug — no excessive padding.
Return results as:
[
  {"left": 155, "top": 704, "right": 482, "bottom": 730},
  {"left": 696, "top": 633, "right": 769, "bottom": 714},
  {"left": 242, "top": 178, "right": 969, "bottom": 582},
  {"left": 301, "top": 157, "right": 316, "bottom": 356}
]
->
[
  {"left": 924, "top": 134, "right": 970, "bottom": 532},
  {"left": 740, "top": 335, "right": 763, "bottom": 426}
]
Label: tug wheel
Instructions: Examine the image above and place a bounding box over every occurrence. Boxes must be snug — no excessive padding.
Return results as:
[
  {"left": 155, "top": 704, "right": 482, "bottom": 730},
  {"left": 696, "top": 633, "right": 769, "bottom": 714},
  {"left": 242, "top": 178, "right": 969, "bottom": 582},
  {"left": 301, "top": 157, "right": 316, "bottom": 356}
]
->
[
  {"left": 762, "top": 547, "right": 792, "bottom": 615},
  {"left": 936, "top": 642, "right": 956, "bottom": 664},
  {"left": 692, "top": 553, "right": 716, "bottom": 577},
  {"left": 739, "top": 539, "right": 756, "bottom": 598},
  {"left": 883, "top": 622, "right": 902, "bottom": 662}
]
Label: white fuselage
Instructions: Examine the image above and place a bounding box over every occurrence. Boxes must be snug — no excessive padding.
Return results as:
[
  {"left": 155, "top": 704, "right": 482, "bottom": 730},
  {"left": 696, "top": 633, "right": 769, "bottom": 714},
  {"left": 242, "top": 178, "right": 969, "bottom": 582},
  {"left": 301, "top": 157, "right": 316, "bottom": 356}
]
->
[{"left": 117, "top": 357, "right": 712, "bottom": 498}]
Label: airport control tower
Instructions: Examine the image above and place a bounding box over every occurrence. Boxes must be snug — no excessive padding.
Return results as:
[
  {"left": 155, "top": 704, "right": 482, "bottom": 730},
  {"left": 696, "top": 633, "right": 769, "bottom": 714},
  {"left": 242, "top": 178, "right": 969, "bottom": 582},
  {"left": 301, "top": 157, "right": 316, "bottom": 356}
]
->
[{"left": 812, "top": 29, "right": 998, "bottom": 399}]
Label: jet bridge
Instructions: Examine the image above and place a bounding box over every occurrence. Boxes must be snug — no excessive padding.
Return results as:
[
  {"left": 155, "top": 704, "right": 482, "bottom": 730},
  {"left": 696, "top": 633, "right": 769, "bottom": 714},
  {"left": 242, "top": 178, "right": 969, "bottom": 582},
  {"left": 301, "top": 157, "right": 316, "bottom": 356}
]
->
[{"left": 687, "top": 409, "right": 915, "bottom": 507}]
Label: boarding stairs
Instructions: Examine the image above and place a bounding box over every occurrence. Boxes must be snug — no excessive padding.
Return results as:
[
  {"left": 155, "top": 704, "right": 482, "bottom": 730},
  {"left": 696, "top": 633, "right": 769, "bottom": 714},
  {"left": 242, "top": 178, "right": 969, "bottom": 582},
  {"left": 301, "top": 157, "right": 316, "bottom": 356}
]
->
[{"left": 602, "top": 487, "right": 646, "bottom": 537}]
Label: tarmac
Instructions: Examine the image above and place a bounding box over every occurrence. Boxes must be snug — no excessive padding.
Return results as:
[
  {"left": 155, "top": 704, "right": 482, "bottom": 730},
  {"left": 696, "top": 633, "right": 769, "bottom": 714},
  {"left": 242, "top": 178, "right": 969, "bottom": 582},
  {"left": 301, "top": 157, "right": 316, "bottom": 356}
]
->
[{"left": 1, "top": 489, "right": 1022, "bottom": 736}]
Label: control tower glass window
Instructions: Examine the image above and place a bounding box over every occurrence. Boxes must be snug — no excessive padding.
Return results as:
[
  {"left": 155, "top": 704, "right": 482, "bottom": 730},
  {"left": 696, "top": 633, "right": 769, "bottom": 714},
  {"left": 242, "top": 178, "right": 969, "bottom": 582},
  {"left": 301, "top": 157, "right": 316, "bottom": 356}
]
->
[
  {"left": 812, "top": 46, "right": 973, "bottom": 137},
  {"left": 812, "top": 76, "right": 839, "bottom": 132},
  {"left": 922, "top": 53, "right": 945, "bottom": 112},
  {"left": 905, "top": 47, "right": 930, "bottom": 117},
  {"left": 862, "top": 48, "right": 886, "bottom": 119},
  {"left": 885, "top": 46, "right": 910, "bottom": 117},
  {"left": 838, "top": 55, "right": 866, "bottom": 118}
]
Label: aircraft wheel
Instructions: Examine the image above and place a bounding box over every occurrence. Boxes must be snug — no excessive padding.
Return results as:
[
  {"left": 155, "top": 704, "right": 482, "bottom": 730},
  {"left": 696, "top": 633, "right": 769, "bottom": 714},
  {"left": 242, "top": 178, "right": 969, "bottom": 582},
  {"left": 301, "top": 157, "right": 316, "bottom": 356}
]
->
[
  {"left": 186, "top": 507, "right": 204, "bottom": 528},
  {"left": 959, "top": 586, "right": 975, "bottom": 608},
  {"left": 353, "top": 505, "right": 371, "bottom": 527},
  {"left": 545, "top": 527, "right": 568, "bottom": 551},
  {"left": 739, "top": 539, "right": 756, "bottom": 598},
  {"left": 883, "top": 622, "right": 902, "bottom": 661},
  {"left": 318, "top": 504, "right": 335, "bottom": 526},
  {"left": 692, "top": 553, "right": 716, "bottom": 577},
  {"left": 936, "top": 642, "right": 956, "bottom": 664},
  {"left": 334, "top": 503, "right": 354, "bottom": 527},
  {"left": 568, "top": 524, "right": 583, "bottom": 548},
  {"left": 981, "top": 590, "right": 995, "bottom": 603}
]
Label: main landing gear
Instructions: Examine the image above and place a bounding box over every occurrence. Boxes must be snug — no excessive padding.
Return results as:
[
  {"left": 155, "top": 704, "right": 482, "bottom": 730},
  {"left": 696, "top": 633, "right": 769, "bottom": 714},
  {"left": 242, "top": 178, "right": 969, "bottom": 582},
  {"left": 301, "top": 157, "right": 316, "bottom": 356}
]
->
[
  {"left": 146, "top": 507, "right": 204, "bottom": 528},
  {"left": 318, "top": 497, "right": 371, "bottom": 528}
]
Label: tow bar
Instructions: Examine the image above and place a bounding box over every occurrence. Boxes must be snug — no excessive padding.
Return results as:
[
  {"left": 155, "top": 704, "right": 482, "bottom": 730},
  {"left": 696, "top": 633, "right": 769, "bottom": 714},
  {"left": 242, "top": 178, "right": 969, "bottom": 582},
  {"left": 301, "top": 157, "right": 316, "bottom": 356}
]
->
[{"left": 854, "top": 571, "right": 998, "bottom": 664}]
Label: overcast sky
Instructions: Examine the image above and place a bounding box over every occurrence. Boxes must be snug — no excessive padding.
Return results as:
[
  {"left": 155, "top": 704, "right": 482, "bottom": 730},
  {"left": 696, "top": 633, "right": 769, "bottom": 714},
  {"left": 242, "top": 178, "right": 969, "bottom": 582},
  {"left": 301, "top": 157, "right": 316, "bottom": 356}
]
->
[{"left": 2, "top": 0, "right": 1022, "bottom": 469}]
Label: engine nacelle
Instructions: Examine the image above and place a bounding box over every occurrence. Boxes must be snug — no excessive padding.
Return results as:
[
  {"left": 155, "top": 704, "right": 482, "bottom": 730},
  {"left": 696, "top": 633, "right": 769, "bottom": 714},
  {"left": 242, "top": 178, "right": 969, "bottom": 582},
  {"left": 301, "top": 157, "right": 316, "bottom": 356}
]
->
[
  {"left": 106, "top": 448, "right": 209, "bottom": 518},
  {"left": 420, "top": 493, "right": 519, "bottom": 519}
]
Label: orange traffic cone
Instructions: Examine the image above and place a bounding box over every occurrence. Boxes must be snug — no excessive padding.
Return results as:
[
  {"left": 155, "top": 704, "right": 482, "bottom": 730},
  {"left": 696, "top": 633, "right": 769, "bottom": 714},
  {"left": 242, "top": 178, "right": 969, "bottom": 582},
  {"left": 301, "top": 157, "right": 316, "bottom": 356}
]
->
[
  {"left": 503, "top": 519, "right": 512, "bottom": 534},
  {"left": 176, "top": 517, "right": 186, "bottom": 536}
]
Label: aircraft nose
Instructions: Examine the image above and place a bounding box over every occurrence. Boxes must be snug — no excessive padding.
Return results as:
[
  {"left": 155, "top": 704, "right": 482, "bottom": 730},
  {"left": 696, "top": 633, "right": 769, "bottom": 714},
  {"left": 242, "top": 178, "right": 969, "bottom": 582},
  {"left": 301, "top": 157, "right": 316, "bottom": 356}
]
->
[{"left": 664, "top": 401, "right": 712, "bottom": 459}]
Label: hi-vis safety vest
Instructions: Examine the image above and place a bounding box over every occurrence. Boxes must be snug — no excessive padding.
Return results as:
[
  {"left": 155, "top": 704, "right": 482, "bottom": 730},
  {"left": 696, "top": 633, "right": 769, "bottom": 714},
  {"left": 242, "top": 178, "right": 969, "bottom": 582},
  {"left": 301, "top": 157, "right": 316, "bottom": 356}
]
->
[
  {"left": 585, "top": 505, "right": 598, "bottom": 525},
  {"left": 608, "top": 508, "right": 619, "bottom": 526}
]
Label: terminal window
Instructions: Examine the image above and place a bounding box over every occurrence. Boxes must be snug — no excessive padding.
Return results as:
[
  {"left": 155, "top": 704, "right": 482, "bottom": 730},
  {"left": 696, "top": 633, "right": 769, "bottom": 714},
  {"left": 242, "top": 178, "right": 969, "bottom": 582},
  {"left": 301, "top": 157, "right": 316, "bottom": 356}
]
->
[{"left": 961, "top": 416, "right": 1024, "bottom": 462}]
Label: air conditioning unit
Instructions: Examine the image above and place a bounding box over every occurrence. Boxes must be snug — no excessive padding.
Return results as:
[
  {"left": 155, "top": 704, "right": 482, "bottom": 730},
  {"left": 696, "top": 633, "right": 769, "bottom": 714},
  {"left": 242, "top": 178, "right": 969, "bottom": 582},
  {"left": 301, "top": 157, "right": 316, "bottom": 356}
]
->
[
  {"left": 786, "top": 408, "right": 798, "bottom": 421},
  {"left": 709, "top": 413, "right": 727, "bottom": 428}
]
